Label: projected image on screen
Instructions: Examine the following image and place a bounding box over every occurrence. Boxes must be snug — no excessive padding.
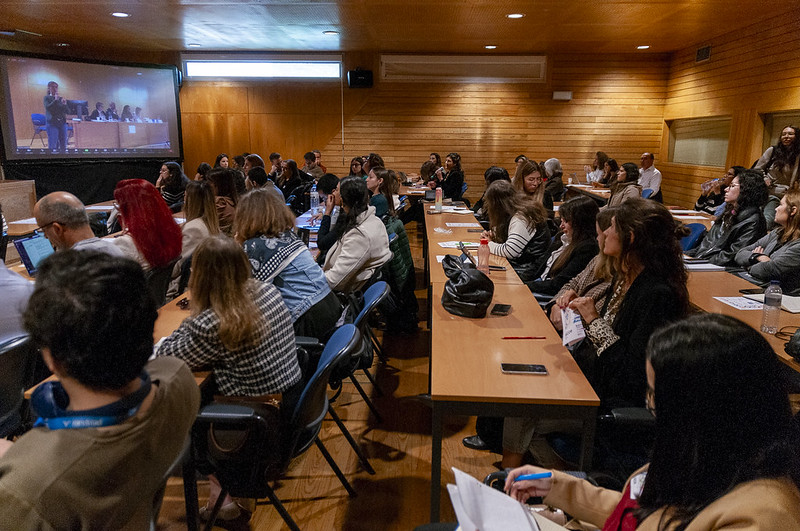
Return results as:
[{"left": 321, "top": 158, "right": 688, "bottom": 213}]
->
[{"left": 0, "top": 55, "right": 182, "bottom": 161}]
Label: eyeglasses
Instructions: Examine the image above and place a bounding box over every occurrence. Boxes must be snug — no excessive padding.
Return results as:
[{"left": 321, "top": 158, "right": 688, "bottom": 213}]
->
[{"left": 35, "top": 220, "right": 60, "bottom": 232}]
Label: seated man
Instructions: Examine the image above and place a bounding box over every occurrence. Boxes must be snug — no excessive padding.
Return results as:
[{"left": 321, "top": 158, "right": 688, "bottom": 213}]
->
[
  {"left": 301, "top": 151, "right": 324, "bottom": 180},
  {"left": 0, "top": 250, "right": 200, "bottom": 528},
  {"left": 34, "top": 191, "right": 124, "bottom": 256}
]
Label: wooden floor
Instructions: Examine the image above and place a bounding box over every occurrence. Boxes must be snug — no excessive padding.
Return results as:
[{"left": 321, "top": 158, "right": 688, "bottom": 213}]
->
[{"left": 156, "top": 220, "right": 500, "bottom": 530}]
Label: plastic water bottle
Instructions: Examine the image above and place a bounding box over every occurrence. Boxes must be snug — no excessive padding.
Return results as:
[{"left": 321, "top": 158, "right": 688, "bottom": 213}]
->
[
  {"left": 761, "top": 280, "right": 782, "bottom": 334},
  {"left": 477, "top": 238, "right": 490, "bottom": 274},
  {"left": 435, "top": 187, "right": 443, "bottom": 212},
  {"left": 310, "top": 183, "right": 319, "bottom": 213}
]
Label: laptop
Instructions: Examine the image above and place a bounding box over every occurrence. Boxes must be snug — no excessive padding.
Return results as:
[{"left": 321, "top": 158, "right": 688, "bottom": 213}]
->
[{"left": 13, "top": 233, "right": 55, "bottom": 277}]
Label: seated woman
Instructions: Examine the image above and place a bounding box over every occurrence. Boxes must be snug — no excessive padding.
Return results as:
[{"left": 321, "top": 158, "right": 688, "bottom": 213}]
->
[
  {"left": 157, "top": 235, "right": 301, "bottom": 525},
  {"left": 323, "top": 177, "right": 392, "bottom": 293},
  {"left": 213, "top": 153, "right": 229, "bottom": 168},
  {"left": 207, "top": 167, "right": 240, "bottom": 236},
  {"left": 167, "top": 180, "right": 220, "bottom": 298},
  {"left": 735, "top": 189, "right": 800, "bottom": 294},
  {"left": 527, "top": 196, "right": 599, "bottom": 296},
  {"left": 501, "top": 199, "right": 688, "bottom": 468},
  {"left": 348, "top": 156, "right": 367, "bottom": 178},
  {"left": 606, "top": 162, "right": 642, "bottom": 208},
  {"left": 276, "top": 159, "right": 304, "bottom": 198},
  {"left": 472, "top": 166, "right": 511, "bottom": 222},
  {"left": 366, "top": 166, "right": 392, "bottom": 218},
  {"left": 513, "top": 159, "right": 554, "bottom": 213},
  {"left": 695, "top": 166, "right": 744, "bottom": 215},
  {"left": 686, "top": 169, "right": 768, "bottom": 266},
  {"left": 542, "top": 158, "right": 565, "bottom": 201},
  {"left": 428, "top": 152, "right": 465, "bottom": 201},
  {"left": 506, "top": 313, "right": 800, "bottom": 530},
  {"left": 236, "top": 188, "right": 342, "bottom": 338},
  {"left": 112, "top": 179, "right": 182, "bottom": 272},
  {"left": 548, "top": 207, "right": 616, "bottom": 331},
  {"left": 592, "top": 157, "right": 619, "bottom": 188},
  {"left": 155, "top": 161, "right": 189, "bottom": 213},
  {"left": 584, "top": 151, "right": 609, "bottom": 183},
  {"left": 483, "top": 180, "right": 551, "bottom": 283}
]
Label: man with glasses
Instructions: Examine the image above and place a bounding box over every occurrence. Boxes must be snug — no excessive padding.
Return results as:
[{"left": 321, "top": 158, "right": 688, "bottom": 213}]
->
[{"left": 33, "top": 192, "right": 123, "bottom": 256}]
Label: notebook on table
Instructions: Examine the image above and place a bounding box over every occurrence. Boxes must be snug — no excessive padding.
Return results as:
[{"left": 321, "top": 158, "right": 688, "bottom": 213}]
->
[{"left": 13, "top": 233, "right": 55, "bottom": 277}]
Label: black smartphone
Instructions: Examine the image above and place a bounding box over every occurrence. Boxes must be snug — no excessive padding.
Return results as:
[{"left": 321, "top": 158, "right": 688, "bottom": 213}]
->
[
  {"left": 491, "top": 303, "right": 512, "bottom": 316},
  {"left": 467, "top": 228, "right": 483, "bottom": 233},
  {"left": 739, "top": 288, "right": 765, "bottom": 295},
  {"left": 501, "top": 363, "right": 548, "bottom": 375}
]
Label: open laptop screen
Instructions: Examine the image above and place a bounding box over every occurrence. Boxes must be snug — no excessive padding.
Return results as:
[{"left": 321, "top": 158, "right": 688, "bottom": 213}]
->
[{"left": 13, "top": 233, "right": 54, "bottom": 276}]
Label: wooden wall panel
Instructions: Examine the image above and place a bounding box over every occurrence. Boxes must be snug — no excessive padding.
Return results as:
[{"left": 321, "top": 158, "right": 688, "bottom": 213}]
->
[{"left": 661, "top": 13, "right": 800, "bottom": 207}]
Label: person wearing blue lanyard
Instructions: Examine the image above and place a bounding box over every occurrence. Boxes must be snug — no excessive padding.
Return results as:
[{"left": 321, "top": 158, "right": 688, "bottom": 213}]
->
[{"left": 0, "top": 250, "right": 200, "bottom": 529}]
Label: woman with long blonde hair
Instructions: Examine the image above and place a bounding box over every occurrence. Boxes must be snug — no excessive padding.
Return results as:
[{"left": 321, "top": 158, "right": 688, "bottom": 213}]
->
[{"left": 735, "top": 188, "right": 800, "bottom": 294}]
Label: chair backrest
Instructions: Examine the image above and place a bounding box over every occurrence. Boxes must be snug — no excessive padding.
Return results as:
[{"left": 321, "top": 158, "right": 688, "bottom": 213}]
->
[
  {"left": 461, "top": 182, "right": 468, "bottom": 194},
  {"left": 353, "top": 281, "right": 391, "bottom": 329},
  {"left": 681, "top": 222, "right": 707, "bottom": 252},
  {"left": 146, "top": 259, "right": 178, "bottom": 307},
  {"left": 0, "top": 335, "right": 38, "bottom": 437},
  {"left": 641, "top": 188, "right": 654, "bottom": 199},
  {"left": 31, "top": 113, "right": 46, "bottom": 126},
  {"left": 288, "top": 324, "right": 360, "bottom": 448}
]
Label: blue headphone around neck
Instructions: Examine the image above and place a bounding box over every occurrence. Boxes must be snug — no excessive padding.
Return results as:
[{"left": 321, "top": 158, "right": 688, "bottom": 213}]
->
[{"left": 31, "top": 371, "right": 152, "bottom": 430}]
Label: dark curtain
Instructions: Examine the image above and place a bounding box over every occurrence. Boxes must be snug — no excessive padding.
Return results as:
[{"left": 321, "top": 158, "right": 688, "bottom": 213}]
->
[{"left": 2, "top": 159, "right": 171, "bottom": 204}]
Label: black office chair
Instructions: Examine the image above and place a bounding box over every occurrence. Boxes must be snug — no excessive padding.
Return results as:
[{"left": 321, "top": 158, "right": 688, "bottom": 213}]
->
[
  {"left": 0, "top": 335, "right": 39, "bottom": 438},
  {"left": 30, "top": 113, "right": 47, "bottom": 147},
  {"left": 189, "top": 324, "right": 362, "bottom": 531}
]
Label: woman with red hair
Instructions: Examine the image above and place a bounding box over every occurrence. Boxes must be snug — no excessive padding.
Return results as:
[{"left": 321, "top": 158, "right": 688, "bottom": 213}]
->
[{"left": 112, "top": 179, "right": 182, "bottom": 270}]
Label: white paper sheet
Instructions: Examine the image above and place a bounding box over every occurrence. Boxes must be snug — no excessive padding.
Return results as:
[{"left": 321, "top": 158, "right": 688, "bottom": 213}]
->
[
  {"left": 673, "top": 215, "right": 709, "bottom": 220},
  {"left": 713, "top": 296, "right": 763, "bottom": 310},
  {"left": 438, "top": 241, "right": 479, "bottom": 249},
  {"left": 684, "top": 262, "right": 726, "bottom": 271},
  {"left": 561, "top": 308, "right": 586, "bottom": 346},
  {"left": 669, "top": 209, "right": 700, "bottom": 214},
  {"left": 743, "top": 293, "right": 800, "bottom": 313},
  {"left": 85, "top": 205, "right": 115, "bottom": 210},
  {"left": 451, "top": 468, "right": 541, "bottom": 531},
  {"left": 446, "top": 222, "right": 482, "bottom": 228}
]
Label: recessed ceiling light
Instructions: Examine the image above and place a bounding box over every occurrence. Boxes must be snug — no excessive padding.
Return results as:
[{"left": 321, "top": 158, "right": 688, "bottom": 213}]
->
[
  {"left": 637, "top": 45, "right": 650, "bottom": 50},
  {"left": 111, "top": 12, "right": 130, "bottom": 18},
  {"left": 485, "top": 45, "right": 497, "bottom": 49},
  {"left": 187, "top": 43, "right": 202, "bottom": 47},
  {"left": 322, "top": 30, "right": 339, "bottom": 35},
  {"left": 506, "top": 13, "right": 525, "bottom": 19},
  {"left": 55, "top": 42, "right": 70, "bottom": 47}
]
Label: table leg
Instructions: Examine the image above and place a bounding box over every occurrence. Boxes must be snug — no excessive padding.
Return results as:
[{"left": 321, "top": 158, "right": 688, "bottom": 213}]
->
[
  {"left": 430, "top": 403, "right": 443, "bottom": 522},
  {"left": 578, "top": 410, "right": 596, "bottom": 471},
  {"left": 182, "top": 452, "right": 199, "bottom": 530}
]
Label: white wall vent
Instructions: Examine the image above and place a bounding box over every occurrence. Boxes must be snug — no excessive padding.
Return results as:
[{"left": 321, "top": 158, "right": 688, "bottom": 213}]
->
[{"left": 380, "top": 55, "right": 547, "bottom": 83}]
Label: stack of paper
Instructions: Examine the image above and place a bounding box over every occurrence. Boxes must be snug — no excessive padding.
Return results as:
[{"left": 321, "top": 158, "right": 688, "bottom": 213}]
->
[
  {"left": 447, "top": 467, "right": 567, "bottom": 531},
  {"left": 743, "top": 294, "right": 800, "bottom": 313}
]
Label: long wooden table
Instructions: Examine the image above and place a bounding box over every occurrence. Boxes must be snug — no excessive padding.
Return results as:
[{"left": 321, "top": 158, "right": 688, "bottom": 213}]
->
[
  {"left": 425, "top": 212, "right": 600, "bottom": 521},
  {"left": 565, "top": 184, "right": 611, "bottom": 205},
  {"left": 687, "top": 271, "right": 800, "bottom": 373}
]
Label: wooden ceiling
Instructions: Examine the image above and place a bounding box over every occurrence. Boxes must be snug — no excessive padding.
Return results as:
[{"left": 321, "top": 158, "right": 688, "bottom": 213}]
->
[{"left": 1, "top": 1, "right": 799, "bottom": 57}]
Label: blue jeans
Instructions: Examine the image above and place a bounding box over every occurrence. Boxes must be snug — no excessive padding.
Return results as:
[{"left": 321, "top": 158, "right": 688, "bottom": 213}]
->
[{"left": 46, "top": 123, "right": 67, "bottom": 152}]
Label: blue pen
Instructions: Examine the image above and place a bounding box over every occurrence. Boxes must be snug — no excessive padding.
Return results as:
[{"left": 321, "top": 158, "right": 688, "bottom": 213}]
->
[{"left": 515, "top": 472, "right": 553, "bottom": 482}]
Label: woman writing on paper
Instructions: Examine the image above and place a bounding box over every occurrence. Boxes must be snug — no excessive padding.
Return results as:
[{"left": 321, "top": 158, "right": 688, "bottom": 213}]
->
[
  {"left": 506, "top": 314, "right": 800, "bottom": 530},
  {"left": 735, "top": 189, "right": 800, "bottom": 295}
]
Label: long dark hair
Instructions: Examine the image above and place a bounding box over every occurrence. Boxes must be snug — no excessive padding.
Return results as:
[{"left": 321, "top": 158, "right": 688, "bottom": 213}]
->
[
  {"left": 162, "top": 161, "right": 186, "bottom": 195},
  {"left": 370, "top": 166, "right": 397, "bottom": 218},
  {"left": 485, "top": 180, "right": 547, "bottom": 243},
  {"left": 207, "top": 167, "right": 240, "bottom": 205},
  {"left": 335, "top": 176, "right": 370, "bottom": 240},
  {"left": 720, "top": 169, "right": 768, "bottom": 227},
  {"left": 349, "top": 156, "right": 367, "bottom": 177},
  {"left": 637, "top": 313, "right": 798, "bottom": 530},
  {"left": 550, "top": 196, "right": 598, "bottom": 274},
  {"left": 766, "top": 125, "right": 800, "bottom": 174},
  {"left": 614, "top": 198, "right": 689, "bottom": 314}
]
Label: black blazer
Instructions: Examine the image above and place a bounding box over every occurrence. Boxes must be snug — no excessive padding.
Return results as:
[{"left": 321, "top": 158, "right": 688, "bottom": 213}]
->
[
  {"left": 577, "top": 270, "right": 685, "bottom": 408},
  {"left": 526, "top": 238, "right": 599, "bottom": 296}
]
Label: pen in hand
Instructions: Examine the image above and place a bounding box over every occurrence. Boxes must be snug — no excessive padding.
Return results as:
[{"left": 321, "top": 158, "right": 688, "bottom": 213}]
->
[{"left": 514, "top": 472, "right": 553, "bottom": 482}]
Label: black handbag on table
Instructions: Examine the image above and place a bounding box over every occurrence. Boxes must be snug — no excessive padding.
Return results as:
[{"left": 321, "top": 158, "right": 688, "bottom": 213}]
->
[{"left": 440, "top": 254, "right": 494, "bottom": 318}]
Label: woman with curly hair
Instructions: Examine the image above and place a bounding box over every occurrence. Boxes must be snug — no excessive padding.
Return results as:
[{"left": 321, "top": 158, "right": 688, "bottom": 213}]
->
[
  {"left": 755, "top": 125, "right": 800, "bottom": 195},
  {"left": 686, "top": 169, "right": 768, "bottom": 266},
  {"left": 428, "top": 152, "right": 465, "bottom": 201}
]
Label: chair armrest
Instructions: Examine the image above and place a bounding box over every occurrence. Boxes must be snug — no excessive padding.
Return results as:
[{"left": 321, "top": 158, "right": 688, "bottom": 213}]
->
[
  {"left": 295, "top": 336, "right": 325, "bottom": 350},
  {"left": 600, "top": 407, "right": 655, "bottom": 427}
]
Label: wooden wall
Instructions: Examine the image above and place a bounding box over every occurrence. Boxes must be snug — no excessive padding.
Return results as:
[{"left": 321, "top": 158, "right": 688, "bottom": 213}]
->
[
  {"left": 180, "top": 53, "right": 670, "bottom": 202},
  {"left": 660, "top": 12, "right": 800, "bottom": 207}
]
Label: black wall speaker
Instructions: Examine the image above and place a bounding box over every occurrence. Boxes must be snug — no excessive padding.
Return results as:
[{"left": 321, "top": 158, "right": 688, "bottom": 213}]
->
[
  {"left": 696, "top": 45, "right": 711, "bottom": 63},
  {"left": 347, "top": 69, "right": 373, "bottom": 88}
]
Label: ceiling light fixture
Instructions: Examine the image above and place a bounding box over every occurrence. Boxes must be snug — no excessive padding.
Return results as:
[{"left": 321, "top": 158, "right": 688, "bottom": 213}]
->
[
  {"left": 111, "top": 12, "right": 130, "bottom": 18},
  {"left": 188, "top": 43, "right": 202, "bottom": 47},
  {"left": 506, "top": 13, "right": 525, "bottom": 19},
  {"left": 485, "top": 45, "right": 497, "bottom": 49},
  {"left": 637, "top": 45, "right": 650, "bottom": 50},
  {"left": 322, "top": 31, "right": 339, "bottom": 35}
]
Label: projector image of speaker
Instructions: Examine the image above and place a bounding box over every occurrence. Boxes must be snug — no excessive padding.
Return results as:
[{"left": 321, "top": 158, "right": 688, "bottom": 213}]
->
[{"left": 347, "top": 69, "right": 373, "bottom": 88}]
